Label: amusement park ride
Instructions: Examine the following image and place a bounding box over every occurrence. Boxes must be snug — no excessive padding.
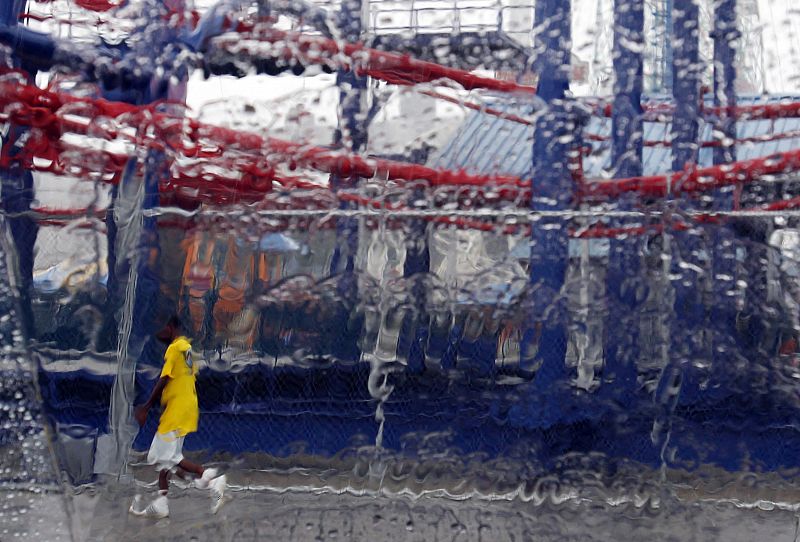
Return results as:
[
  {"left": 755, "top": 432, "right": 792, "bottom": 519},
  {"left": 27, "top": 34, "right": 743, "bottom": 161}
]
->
[{"left": 2, "top": 0, "right": 800, "bottom": 484}]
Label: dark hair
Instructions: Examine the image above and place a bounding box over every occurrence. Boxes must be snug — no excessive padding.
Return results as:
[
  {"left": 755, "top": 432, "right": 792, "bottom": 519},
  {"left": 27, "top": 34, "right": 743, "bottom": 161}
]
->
[
  {"left": 155, "top": 315, "right": 183, "bottom": 344},
  {"left": 165, "top": 315, "right": 183, "bottom": 331}
]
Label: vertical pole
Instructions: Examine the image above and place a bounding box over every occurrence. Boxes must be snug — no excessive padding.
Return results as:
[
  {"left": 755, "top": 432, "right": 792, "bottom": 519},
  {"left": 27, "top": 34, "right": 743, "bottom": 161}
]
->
[
  {"left": 652, "top": 0, "right": 702, "bottom": 467},
  {"left": 394, "top": 1, "right": 429, "bottom": 372},
  {"left": 98, "top": 184, "right": 118, "bottom": 352},
  {"left": 0, "top": 0, "right": 26, "bottom": 27},
  {"left": 0, "top": 0, "right": 39, "bottom": 338},
  {"left": 671, "top": 0, "right": 701, "bottom": 174},
  {"left": 99, "top": 1, "right": 189, "bottom": 475},
  {"left": 711, "top": 0, "right": 739, "bottom": 387},
  {"left": 612, "top": 0, "right": 644, "bottom": 180},
  {"left": 101, "top": 152, "right": 167, "bottom": 474},
  {"left": 403, "top": 186, "right": 429, "bottom": 374},
  {"left": 330, "top": 0, "right": 367, "bottom": 275},
  {"left": 0, "top": 0, "right": 51, "bottom": 490},
  {"left": 712, "top": 0, "right": 737, "bottom": 169},
  {"left": 523, "top": 0, "right": 572, "bottom": 406},
  {"left": 605, "top": 0, "right": 645, "bottom": 406},
  {"left": 328, "top": 0, "right": 367, "bottom": 364},
  {"left": 0, "top": 139, "right": 37, "bottom": 338},
  {"left": 664, "top": 0, "right": 674, "bottom": 93},
  {"left": 671, "top": 0, "right": 702, "bottom": 360}
]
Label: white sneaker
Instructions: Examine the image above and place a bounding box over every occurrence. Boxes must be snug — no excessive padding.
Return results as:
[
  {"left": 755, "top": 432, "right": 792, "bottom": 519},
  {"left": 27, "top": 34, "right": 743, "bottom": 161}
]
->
[
  {"left": 193, "top": 468, "right": 219, "bottom": 489},
  {"left": 209, "top": 474, "right": 227, "bottom": 514},
  {"left": 130, "top": 495, "right": 169, "bottom": 519},
  {"left": 128, "top": 494, "right": 145, "bottom": 515}
]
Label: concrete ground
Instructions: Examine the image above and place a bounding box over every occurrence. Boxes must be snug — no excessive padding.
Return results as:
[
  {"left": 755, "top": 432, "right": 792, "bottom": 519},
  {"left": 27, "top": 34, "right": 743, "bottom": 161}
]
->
[
  {"left": 5, "top": 443, "right": 800, "bottom": 542},
  {"left": 3, "top": 480, "right": 800, "bottom": 542}
]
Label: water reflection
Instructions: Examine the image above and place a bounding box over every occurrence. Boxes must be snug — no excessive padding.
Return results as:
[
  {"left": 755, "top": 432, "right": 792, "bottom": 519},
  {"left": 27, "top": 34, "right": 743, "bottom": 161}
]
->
[
  {"left": 18, "top": 214, "right": 800, "bottom": 488},
  {"left": 2, "top": 0, "right": 800, "bottom": 539}
]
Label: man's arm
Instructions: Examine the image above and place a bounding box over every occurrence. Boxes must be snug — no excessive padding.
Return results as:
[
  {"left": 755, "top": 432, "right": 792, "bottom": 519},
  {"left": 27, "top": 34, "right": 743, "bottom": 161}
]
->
[{"left": 134, "top": 376, "right": 169, "bottom": 427}]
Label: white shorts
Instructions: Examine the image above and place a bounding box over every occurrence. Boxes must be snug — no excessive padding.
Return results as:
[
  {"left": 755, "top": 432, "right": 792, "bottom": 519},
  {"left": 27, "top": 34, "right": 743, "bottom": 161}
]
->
[{"left": 146, "top": 430, "right": 185, "bottom": 472}]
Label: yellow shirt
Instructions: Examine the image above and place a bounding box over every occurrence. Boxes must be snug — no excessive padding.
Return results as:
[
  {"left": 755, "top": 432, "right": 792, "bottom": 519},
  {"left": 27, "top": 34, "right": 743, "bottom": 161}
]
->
[{"left": 157, "top": 336, "right": 199, "bottom": 437}]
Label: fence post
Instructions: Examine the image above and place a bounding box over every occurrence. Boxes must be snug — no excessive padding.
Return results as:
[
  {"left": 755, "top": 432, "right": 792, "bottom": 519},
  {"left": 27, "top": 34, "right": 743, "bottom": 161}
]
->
[
  {"left": 0, "top": 0, "right": 38, "bottom": 337},
  {"left": 712, "top": 0, "right": 737, "bottom": 169},
  {"left": 605, "top": 0, "right": 645, "bottom": 407},
  {"left": 670, "top": 0, "right": 703, "bottom": 364},
  {"left": 97, "top": 2, "right": 189, "bottom": 476},
  {"left": 330, "top": 0, "right": 367, "bottom": 276},
  {"left": 671, "top": 0, "right": 701, "bottom": 174},
  {"left": 651, "top": 0, "right": 703, "bottom": 467},
  {"left": 710, "top": 0, "right": 739, "bottom": 370},
  {"left": 522, "top": 0, "right": 572, "bottom": 418}
]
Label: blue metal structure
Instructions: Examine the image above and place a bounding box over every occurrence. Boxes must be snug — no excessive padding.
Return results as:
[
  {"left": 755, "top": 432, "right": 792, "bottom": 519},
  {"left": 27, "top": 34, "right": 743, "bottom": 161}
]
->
[
  {"left": 653, "top": 0, "right": 703, "bottom": 460},
  {"left": 0, "top": 0, "right": 39, "bottom": 337},
  {"left": 331, "top": 0, "right": 366, "bottom": 277},
  {"left": 516, "top": 0, "right": 573, "bottom": 426},
  {"left": 710, "top": 0, "right": 739, "bottom": 383},
  {"left": 671, "top": 0, "right": 701, "bottom": 174},
  {"left": 605, "top": 0, "right": 645, "bottom": 409},
  {"left": 327, "top": 0, "right": 367, "bottom": 366},
  {"left": 713, "top": 0, "right": 738, "bottom": 168},
  {"left": 6, "top": 0, "right": 800, "bottom": 486},
  {"left": 611, "top": 0, "right": 644, "bottom": 179}
]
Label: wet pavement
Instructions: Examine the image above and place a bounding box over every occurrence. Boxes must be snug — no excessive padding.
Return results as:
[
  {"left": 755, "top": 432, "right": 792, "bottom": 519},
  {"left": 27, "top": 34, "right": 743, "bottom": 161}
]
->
[{"left": 4, "top": 480, "right": 800, "bottom": 542}]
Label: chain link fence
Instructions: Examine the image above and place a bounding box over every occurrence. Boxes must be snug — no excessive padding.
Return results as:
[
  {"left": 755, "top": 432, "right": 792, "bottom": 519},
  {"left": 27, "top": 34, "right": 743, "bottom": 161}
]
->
[{"left": 15, "top": 198, "right": 800, "bottom": 487}]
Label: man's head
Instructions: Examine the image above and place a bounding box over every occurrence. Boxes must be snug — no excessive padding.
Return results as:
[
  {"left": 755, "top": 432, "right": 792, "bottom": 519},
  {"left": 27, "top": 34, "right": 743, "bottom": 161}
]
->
[{"left": 156, "top": 315, "right": 183, "bottom": 345}]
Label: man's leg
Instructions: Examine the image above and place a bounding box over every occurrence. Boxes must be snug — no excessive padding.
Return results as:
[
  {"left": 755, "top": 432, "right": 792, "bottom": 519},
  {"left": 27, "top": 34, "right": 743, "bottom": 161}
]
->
[
  {"left": 158, "top": 469, "right": 170, "bottom": 493},
  {"left": 177, "top": 458, "right": 204, "bottom": 477}
]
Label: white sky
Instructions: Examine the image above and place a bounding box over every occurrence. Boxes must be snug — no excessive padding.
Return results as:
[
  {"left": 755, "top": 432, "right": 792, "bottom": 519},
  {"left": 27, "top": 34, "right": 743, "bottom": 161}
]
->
[
  {"left": 186, "top": 0, "right": 799, "bottom": 112},
  {"left": 756, "top": 0, "right": 800, "bottom": 91},
  {"left": 26, "top": 1, "right": 799, "bottom": 104},
  {"left": 570, "top": 0, "right": 800, "bottom": 94}
]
